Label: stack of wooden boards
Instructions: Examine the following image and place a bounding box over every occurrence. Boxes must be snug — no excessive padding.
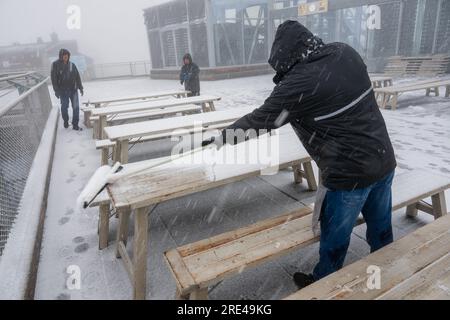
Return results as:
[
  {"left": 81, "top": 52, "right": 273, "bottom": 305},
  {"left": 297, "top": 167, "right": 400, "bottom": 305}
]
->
[{"left": 384, "top": 55, "right": 450, "bottom": 76}]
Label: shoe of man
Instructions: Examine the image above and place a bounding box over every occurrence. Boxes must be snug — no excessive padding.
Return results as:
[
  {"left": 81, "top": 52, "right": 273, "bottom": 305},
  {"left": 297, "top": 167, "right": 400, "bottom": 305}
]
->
[
  {"left": 64, "top": 121, "right": 69, "bottom": 129},
  {"left": 73, "top": 125, "right": 83, "bottom": 131},
  {"left": 293, "top": 272, "right": 315, "bottom": 289}
]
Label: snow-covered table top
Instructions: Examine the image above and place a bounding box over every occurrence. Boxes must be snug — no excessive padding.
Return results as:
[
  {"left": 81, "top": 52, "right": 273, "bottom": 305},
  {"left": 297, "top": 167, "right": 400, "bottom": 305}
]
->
[
  {"left": 104, "top": 106, "right": 255, "bottom": 141},
  {"left": 107, "top": 127, "right": 311, "bottom": 210},
  {"left": 82, "top": 89, "right": 190, "bottom": 106},
  {"left": 91, "top": 95, "right": 221, "bottom": 116}
]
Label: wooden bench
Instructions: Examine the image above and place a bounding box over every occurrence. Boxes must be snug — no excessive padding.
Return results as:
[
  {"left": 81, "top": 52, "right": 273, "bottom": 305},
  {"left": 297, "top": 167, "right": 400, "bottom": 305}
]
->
[
  {"left": 91, "top": 95, "right": 221, "bottom": 139},
  {"left": 105, "top": 129, "right": 317, "bottom": 299},
  {"left": 164, "top": 170, "right": 449, "bottom": 300},
  {"left": 102, "top": 106, "right": 255, "bottom": 165},
  {"left": 374, "top": 79, "right": 450, "bottom": 110},
  {"left": 82, "top": 90, "right": 190, "bottom": 128},
  {"left": 384, "top": 55, "right": 450, "bottom": 77},
  {"left": 285, "top": 212, "right": 450, "bottom": 300}
]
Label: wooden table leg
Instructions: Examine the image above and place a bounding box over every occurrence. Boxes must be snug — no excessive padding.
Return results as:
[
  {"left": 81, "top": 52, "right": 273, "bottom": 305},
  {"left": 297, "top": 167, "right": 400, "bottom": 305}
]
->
[
  {"left": 189, "top": 288, "right": 208, "bottom": 300},
  {"left": 115, "top": 140, "right": 129, "bottom": 164},
  {"left": 99, "top": 115, "right": 107, "bottom": 139},
  {"left": 93, "top": 120, "right": 99, "bottom": 139},
  {"left": 431, "top": 191, "right": 447, "bottom": 219},
  {"left": 133, "top": 207, "right": 149, "bottom": 300},
  {"left": 445, "top": 85, "right": 449, "bottom": 98},
  {"left": 292, "top": 164, "right": 302, "bottom": 184},
  {"left": 303, "top": 161, "right": 318, "bottom": 191},
  {"left": 101, "top": 147, "right": 109, "bottom": 166},
  {"left": 406, "top": 203, "right": 419, "bottom": 218},
  {"left": 208, "top": 102, "right": 216, "bottom": 112},
  {"left": 99, "top": 203, "right": 110, "bottom": 250},
  {"left": 116, "top": 208, "right": 131, "bottom": 258},
  {"left": 380, "top": 93, "right": 387, "bottom": 109},
  {"left": 391, "top": 93, "right": 398, "bottom": 111}
]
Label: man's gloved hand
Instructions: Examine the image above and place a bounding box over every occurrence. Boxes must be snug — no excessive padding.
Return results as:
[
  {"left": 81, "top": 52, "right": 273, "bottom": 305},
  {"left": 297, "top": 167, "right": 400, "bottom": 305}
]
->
[
  {"left": 201, "top": 135, "right": 224, "bottom": 149},
  {"left": 80, "top": 89, "right": 84, "bottom": 96},
  {"left": 55, "top": 91, "right": 60, "bottom": 99}
]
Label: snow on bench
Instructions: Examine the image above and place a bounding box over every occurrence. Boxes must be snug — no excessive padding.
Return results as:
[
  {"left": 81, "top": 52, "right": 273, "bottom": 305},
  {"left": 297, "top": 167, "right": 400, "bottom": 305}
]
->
[
  {"left": 164, "top": 170, "right": 449, "bottom": 300},
  {"left": 96, "top": 121, "right": 235, "bottom": 166},
  {"left": 105, "top": 130, "right": 316, "bottom": 299},
  {"left": 374, "top": 78, "right": 450, "bottom": 110},
  {"left": 90, "top": 104, "right": 201, "bottom": 123},
  {"left": 285, "top": 213, "right": 450, "bottom": 300},
  {"left": 82, "top": 90, "right": 190, "bottom": 128},
  {"left": 90, "top": 104, "right": 202, "bottom": 140},
  {"left": 102, "top": 106, "right": 255, "bottom": 165},
  {"left": 370, "top": 76, "right": 393, "bottom": 88},
  {"left": 90, "top": 95, "right": 221, "bottom": 139}
]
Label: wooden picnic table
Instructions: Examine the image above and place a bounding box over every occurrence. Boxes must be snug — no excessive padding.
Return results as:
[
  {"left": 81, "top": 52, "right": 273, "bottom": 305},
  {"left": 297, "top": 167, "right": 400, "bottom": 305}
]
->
[
  {"left": 285, "top": 212, "right": 450, "bottom": 300},
  {"left": 374, "top": 78, "right": 450, "bottom": 110},
  {"left": 82, "top": 90, "right": 190, "bottom": 107},
  {"left": 103, "top": 106, "right": 254, "bottom": 164},
  {"left": 370, "top": 76, "right": 393, "bottom": 88},
  {"left": 82, "top": 90, "right": 190, "bottom": 127},
  {"left": 106, "top": 128, "right": 315, "bottom": 299},
  {"left": 91, "top": 95, "right": 221, "bottom": 139}
]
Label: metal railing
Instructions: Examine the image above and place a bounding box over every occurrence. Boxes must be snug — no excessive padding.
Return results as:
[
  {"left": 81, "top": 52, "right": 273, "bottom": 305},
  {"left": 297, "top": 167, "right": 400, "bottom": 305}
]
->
[
  {"left": 85, "top": 61, "right": 151, "bottom": 80},
  {"left": 0, "top": 72, "right": 52, "bottom": 255}
]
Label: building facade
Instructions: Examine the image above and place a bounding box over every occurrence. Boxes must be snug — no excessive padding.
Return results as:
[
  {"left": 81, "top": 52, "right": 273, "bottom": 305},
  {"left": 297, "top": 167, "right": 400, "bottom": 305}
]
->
[{"left": 144, "top": 0, "right": 450, "bottom": 78}]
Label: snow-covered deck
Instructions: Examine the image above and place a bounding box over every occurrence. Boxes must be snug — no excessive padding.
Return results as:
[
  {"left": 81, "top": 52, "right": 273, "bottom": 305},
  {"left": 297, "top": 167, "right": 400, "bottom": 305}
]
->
[{"left": 34, "top": 75, "right": 450, "bottom": 300}]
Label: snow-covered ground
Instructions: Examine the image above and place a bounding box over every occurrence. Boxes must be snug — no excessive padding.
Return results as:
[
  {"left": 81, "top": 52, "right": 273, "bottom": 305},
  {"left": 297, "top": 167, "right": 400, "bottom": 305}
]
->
[{"left": 34, "top": 75, "right": 450, "bottom": 300}]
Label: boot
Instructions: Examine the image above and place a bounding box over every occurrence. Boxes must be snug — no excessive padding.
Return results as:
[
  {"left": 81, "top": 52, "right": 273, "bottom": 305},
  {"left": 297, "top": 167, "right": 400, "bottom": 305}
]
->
[{"left": 293, "top": 272, "right": 315, "bottom": 289}]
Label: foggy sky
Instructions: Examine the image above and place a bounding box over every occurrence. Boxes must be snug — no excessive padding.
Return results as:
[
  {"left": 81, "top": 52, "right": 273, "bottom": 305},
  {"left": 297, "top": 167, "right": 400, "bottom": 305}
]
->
[{"left": 0, "top": 0, "right": 170, "bottom": 64}]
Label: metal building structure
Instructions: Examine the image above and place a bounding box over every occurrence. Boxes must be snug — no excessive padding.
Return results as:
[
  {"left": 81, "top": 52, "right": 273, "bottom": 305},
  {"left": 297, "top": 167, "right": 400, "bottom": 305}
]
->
[{"left": 144, "top": 0, "right": 450, "bottom": 78}]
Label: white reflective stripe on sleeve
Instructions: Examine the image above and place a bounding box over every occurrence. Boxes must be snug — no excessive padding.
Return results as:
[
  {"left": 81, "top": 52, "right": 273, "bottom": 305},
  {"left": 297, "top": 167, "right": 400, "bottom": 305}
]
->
[{"left": 314, "top": 86, "right": 373, "bottom": 121}]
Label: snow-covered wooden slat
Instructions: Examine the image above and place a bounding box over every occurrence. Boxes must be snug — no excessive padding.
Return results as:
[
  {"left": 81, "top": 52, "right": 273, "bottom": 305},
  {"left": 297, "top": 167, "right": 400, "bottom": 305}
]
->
[
  {"left": 90, "top": 104, "right": 201, "bottom": 123},
  {"left": 82, "top": 90, "right": 190, "bottom": 128},
  {"left": 82, "top": 90, "right": 190, "bottom": 107}
]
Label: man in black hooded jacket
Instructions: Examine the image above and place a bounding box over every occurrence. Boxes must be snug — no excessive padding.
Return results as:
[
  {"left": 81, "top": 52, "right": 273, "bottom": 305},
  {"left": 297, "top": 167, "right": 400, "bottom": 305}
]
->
[
  {"left": 51, "top": 48, "right": 84, "bottom": 131},
  {"left": 203, "top": 21, "right": 397, "bottom": 288},
  {"left": 180, "top": 53, "right": 200, "bottom": 96}
]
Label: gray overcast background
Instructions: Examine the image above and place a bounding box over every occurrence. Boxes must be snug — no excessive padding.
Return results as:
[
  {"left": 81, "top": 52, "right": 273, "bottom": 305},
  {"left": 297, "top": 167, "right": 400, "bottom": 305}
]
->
[{"left": 0, "top": 0, "right": 170, "bottom": 64}]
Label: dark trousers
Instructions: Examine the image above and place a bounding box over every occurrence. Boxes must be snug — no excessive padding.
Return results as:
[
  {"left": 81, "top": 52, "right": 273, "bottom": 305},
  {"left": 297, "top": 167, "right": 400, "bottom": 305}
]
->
[
  {"left": 313, "top": 171, "right": 395, "bottom": 280},
  {"left": 60, "top": 90, "right": 79, "bottom": 126}
]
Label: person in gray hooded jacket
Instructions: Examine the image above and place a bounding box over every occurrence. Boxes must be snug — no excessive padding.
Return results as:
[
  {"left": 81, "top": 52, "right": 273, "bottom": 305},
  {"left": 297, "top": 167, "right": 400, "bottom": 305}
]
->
[{"left": 51, "top": 48, "right": 84, "bottom": 131}]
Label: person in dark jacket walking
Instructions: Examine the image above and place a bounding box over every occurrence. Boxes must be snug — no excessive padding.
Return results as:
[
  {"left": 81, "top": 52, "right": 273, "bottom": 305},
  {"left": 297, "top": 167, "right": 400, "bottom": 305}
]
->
[
  {"left": 203, "top": 21, "right": 397, "bottom": 288},
  {"left": 51, "top": 48, "right": 84, "bottom": 131},
  {"left": 180, "top": 53, "right": 200, "bottom": 96}
]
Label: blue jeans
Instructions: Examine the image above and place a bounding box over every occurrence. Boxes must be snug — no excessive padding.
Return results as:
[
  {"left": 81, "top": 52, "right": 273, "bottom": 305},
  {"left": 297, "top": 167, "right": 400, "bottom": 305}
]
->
[
  {"left": 60, "top": 90, "right": 79, "bottom": 126},
  {"left": 313, "top": 171, "right": 395, "bottom": 280}
]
